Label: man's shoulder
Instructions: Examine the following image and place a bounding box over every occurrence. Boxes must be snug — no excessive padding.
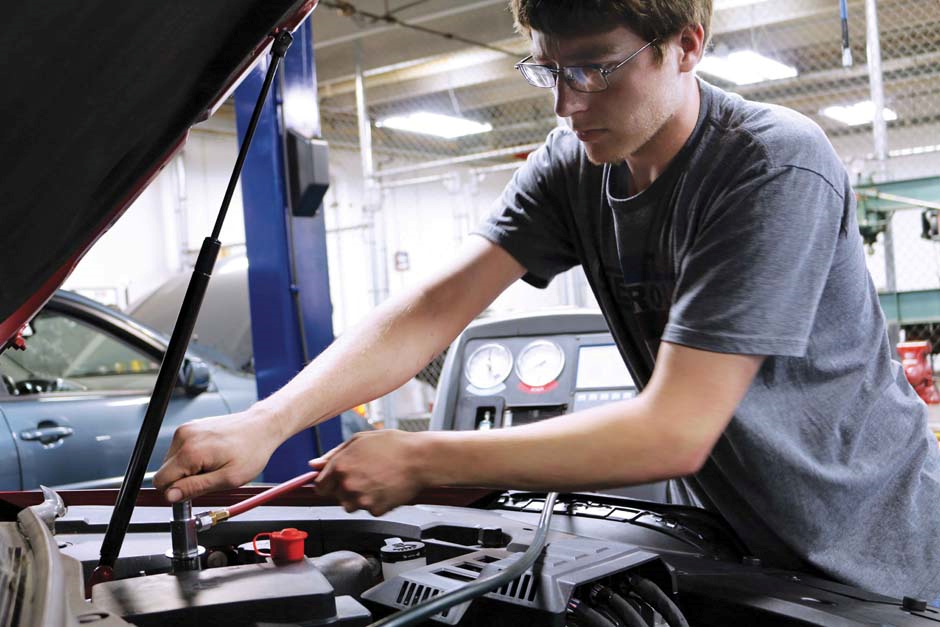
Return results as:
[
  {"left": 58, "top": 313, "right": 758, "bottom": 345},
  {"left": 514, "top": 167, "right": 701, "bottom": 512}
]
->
[
  {"left": 699, "top": 81, "right": 846, "bottom": 189},
  {"left": 703, "top": 80, "right": 827, "bottom": 149}
]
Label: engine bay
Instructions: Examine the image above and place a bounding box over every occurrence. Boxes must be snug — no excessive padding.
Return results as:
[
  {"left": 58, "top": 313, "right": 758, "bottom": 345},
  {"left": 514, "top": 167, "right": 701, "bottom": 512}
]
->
[{"left": 3, "top": 488, "right": 937, "bottom": 626}]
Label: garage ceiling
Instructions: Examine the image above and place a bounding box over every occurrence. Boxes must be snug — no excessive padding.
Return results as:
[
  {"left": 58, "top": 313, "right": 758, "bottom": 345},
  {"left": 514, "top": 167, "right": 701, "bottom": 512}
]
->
[{"left": 308, "top": 0, "right": 940, "bottom": 176}]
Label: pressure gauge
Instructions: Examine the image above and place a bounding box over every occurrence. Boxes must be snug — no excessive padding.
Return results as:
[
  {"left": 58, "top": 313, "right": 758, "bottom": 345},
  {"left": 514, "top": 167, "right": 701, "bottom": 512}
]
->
[
  {"left": 465, "top": 343, "right": 513, "bottom": 389},
  {"left": 516, "top": 340, "right": 565, "bottom": 388}
]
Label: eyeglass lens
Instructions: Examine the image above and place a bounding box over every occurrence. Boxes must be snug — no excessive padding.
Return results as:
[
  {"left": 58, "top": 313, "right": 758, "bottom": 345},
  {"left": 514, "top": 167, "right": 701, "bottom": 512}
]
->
[
  {"left": 519, "top": 65, "right": 607, "bottom": 92},
  {"left": 562, "top": 67, "right": 607, "bottom": 92},
  {"left": 518, "top": 64, "right": 555, "bottom": 88}
]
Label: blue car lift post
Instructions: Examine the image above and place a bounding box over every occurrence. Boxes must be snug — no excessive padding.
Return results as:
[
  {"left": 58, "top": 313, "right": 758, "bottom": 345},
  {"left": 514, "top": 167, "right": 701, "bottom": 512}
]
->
[{"left": 234, "top": 18, "right": 341, "bottom": 481}]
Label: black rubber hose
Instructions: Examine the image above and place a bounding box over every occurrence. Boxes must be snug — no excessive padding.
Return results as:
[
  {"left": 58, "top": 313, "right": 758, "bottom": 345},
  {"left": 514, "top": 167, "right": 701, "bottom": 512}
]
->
[
  {"left": 590, "top": 585, "right": 646, "bottom": 627},
  {"left": 625, "top": 575, "right": 690, "bottom": 627},
  {"left": 594, "top": 605, "right": 626, "bottom": 627},
  {"left": 568, "top": 597, "right": 618, "bottom": 627}
]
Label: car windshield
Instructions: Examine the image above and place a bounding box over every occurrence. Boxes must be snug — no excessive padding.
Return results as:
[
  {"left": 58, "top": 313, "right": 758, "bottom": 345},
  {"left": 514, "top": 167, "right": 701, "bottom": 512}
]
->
[{"left": 0, "top": 310, "right": 160, "bottom": 393}]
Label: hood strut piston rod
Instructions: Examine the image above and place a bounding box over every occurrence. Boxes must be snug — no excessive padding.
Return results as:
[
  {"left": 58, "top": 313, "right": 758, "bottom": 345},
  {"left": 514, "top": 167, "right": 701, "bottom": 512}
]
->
[{"left": 90, "top": 30, "right": 294, "bottom": 587}]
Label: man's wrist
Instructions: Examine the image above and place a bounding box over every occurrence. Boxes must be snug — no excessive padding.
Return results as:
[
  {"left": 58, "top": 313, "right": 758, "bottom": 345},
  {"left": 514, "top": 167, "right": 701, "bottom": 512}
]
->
[
  {"left": 249, "top": 401, "right": 293, "bottom": 444},
  {"left": 411, "top": 431, "right": 460, "bottom": 487}
]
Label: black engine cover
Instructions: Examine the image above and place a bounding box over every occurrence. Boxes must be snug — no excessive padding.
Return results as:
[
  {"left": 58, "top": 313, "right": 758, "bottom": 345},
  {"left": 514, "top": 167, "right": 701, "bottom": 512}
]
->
[{"left": 91, "top": 558, "right": 370, "bottom": 626}]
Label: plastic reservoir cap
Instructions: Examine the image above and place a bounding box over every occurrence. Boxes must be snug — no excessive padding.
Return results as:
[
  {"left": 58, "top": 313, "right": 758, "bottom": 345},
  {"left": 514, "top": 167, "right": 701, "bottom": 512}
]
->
[
  {"left": 253, "top": 528, "right": 308, "bottom": 562},
  {"left": 380, "top": 537, "right": 426, "bottom": 563}
]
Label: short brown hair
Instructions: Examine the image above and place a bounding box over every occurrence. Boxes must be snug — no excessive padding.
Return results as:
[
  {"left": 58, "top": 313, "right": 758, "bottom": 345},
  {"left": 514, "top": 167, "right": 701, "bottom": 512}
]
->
[{"left": 508, "top": 0, "right": 712, "bottom": 61}]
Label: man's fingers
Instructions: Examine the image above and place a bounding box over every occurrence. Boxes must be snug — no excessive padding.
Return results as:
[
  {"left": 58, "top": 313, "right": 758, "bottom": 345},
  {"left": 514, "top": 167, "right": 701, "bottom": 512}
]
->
[
  {"left": 314, "top": 462, "right": 337, "bottom": 494},
  {"left": 154, "top": 456, "right": 192, "bottom": 492},
  {"left": 163, "top": 468, "right": 236, "bottom": 503},
  {"left": 154, "top": 446, "right": 206, "bottom": 492},
  {"left": 162, "top": 421, "right": 203, "bottom": 462},
  {"left": 309, "top": 440, "right": 351, "bottom": 469},
  {"left": 333, "top": 485, "right": 362, "bottom": 513},
  {"left": 162, "top": 433, "right": 184, "bottom": 462}
]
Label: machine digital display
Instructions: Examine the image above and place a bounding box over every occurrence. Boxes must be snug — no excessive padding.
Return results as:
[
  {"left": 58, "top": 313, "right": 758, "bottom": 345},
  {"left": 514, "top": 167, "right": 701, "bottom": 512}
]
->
[{"left": 575, "top": 345, "right": 634, "bottom": 390}]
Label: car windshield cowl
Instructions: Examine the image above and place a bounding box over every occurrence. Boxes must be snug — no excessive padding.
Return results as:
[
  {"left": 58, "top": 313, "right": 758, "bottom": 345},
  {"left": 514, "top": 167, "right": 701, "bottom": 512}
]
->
[{"left": 494, "top": 491, "right": 748, "bottom": 560}]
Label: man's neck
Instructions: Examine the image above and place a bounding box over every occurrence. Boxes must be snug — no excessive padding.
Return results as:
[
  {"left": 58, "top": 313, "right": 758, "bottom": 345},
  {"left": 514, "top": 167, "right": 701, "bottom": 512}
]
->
[{"left": 625, "top": 79, "right": 701, "bottom": 194}]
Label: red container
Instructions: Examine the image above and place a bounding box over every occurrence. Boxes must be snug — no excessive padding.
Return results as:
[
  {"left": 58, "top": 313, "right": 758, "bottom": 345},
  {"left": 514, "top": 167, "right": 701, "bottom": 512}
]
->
[
  {"left": 898, "top": 341, "right": 940, "bottom": 404},
  {"left": 252, "top": 528, "right": 308, "bottom": 562}
]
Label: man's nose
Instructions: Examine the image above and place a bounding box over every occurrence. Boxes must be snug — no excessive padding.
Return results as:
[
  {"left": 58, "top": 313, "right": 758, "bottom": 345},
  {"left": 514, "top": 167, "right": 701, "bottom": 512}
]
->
[{"left": 553, "top": 79, "right": 589, "bottom": 118}]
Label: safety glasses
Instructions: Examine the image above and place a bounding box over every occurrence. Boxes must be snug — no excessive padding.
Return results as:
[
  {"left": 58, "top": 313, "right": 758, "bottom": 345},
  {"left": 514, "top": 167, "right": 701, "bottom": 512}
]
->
[{"left": 515, "top": 39, "right": 658, "bottom": 93}]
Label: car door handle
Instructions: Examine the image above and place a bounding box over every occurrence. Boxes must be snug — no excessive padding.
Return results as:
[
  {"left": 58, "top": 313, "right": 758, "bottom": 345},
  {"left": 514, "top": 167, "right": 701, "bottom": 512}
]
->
[{"left": 20, "top": 426, "right": 75, "bottom": 442}]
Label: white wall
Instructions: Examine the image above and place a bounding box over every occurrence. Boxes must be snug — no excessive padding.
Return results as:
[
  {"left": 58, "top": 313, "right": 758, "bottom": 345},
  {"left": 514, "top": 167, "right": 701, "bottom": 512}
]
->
[
  {"left": 322, "top": 149, "right": 595, "bottom": 336},
  {"left": 179, "top": 126, "right": 247, "bottom": 259},
  {"left": 64, "top": 118, "right": 245, "bottom": 309},
  {"left": 63, "top": 169, "right": 176, "bottom": 308}
]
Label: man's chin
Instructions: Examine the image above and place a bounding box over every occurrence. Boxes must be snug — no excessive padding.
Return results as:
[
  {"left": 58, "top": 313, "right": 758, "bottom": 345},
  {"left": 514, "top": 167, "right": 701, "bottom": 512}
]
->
[{"left": 583, "top": 145, "right": 623, "bottom": 166}]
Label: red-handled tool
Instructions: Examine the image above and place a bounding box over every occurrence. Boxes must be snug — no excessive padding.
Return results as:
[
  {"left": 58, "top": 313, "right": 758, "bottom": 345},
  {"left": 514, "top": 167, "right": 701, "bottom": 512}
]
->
[{"left": 193, "top": 470, "right": 318, "bottom": 531}]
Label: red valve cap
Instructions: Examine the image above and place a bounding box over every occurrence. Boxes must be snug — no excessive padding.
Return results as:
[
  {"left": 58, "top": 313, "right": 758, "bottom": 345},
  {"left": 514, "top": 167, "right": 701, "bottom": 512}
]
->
[{"left": 253, "top": 528, "right": 308, "bottom": 562}]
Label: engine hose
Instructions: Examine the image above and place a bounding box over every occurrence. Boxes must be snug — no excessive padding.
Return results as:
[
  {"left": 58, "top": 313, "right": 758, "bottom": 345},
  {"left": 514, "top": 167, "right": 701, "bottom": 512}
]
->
[
  {"left": 624, "top": 575, "right": 690, "bottom": 627},
  {"left": 367, "top": 492, "right": 558, "bottom": 627},
  {"left": 568, "top": 597, "right": 618, "bottom": 627},
  {"left": 594, "top": 605, "right": 625, "bottom": 627},
  {"left": 590, "top": 584, "right": 646, "bottom": 627}
]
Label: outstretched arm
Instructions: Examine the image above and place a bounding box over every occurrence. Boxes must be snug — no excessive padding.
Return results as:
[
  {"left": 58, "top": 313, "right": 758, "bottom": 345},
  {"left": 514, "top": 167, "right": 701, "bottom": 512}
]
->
[
  {"left": 153, "top": 236, "right": 525, "bottom": 502},
  {"left": 313, "top": 342, "right": 763, "bottom": 515}
]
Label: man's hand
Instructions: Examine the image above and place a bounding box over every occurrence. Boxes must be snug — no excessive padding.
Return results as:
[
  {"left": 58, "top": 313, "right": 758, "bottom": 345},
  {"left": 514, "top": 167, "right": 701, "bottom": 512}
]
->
[
  {"left": 311, "top": 429, "right": 428, "bottom": 516},
  {"left": 154, "top": 409, "right": 283, "bottom": 503}
]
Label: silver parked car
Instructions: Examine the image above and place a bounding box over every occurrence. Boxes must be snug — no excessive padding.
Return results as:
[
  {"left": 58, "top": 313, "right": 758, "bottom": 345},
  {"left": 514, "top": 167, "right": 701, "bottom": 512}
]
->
[{"left": 0, "top": 290, "right": 256, "bottom": 490}]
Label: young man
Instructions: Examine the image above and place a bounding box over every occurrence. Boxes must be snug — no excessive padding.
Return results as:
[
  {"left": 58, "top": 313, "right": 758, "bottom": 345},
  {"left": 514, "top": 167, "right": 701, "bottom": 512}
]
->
[{"left": 154, "top": 1, "right": 940, "bottom": 601}]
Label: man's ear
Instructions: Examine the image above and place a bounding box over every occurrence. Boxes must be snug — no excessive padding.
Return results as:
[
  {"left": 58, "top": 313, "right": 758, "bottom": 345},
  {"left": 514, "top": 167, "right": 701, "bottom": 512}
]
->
[{"left": 677, "top": 23, "right": 706, "bottom": 72}]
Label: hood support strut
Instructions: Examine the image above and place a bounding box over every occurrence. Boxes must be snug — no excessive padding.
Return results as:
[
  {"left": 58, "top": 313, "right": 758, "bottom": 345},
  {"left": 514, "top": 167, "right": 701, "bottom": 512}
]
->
[{"left": 90, "top": 30, "right": 294, "bottom": 587}]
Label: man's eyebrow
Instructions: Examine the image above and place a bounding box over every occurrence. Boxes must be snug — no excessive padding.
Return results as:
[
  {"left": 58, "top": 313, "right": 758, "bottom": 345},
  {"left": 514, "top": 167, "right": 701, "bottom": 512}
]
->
[
  {"left": 532, "top": 43, "right": 621, "bottom": 64},
  {"left": 573, "top": 43, "right": 620, "bottom": 59}
]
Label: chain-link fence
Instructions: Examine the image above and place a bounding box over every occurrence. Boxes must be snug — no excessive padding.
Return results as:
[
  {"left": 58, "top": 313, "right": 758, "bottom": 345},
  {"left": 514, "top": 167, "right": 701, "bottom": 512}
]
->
[
  {"left": 709, "top": 0, "right": 940, "bottom": 306},
  {"left": 710, "top": 0, "right": 939, "bottom": 171},
  {"left": 318, "top": 0, "right": 940, "bottom": 424}
]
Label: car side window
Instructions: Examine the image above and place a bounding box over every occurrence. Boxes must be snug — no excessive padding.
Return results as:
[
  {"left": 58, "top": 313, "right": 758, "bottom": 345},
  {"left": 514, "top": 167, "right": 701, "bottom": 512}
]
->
[{"left": 0, "top": 310, "right": 160, "bottom": 395}]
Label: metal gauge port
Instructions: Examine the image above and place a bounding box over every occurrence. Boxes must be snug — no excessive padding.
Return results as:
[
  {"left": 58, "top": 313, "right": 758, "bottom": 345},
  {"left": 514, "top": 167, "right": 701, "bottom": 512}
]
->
[
  {"left": 516, "top": 340, "right": 565, "bottom": 388},
  {"left": 465, "top": 343, "right": 513, "bottom": 389}
]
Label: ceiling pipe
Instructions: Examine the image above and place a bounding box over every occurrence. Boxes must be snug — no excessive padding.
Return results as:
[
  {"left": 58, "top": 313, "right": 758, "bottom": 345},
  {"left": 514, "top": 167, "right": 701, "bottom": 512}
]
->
[
  {"left": 314, "top": 0, "right": 507, "bottom": 50},
  {"left": 374, "top": 143, "right": 540, "bottom": 179}
]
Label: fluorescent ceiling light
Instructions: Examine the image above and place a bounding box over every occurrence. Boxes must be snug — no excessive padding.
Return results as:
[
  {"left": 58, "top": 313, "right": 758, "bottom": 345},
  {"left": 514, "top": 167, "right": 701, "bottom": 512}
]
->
[
  {"left": 821, "top": 101, "right": 898, "bottom": 126},
  {"left": 697, "top": 50, "right": 797, "bottom": 85},
  {"left": 376, "top": 112, "right": 492, "bottom": 139},
  {"left": 889, "top": 144, "right": 940, "bottom": 158}
]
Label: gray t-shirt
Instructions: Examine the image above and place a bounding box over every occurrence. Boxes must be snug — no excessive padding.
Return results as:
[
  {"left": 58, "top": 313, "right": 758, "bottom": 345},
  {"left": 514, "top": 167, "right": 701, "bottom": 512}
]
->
[{"left": 476, "top": 79, "right": 940, "bottom": 600}]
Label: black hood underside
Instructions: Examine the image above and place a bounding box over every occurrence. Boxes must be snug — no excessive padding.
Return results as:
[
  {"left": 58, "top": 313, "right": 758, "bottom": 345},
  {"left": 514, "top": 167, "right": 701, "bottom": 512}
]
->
[{"left": 0, "top": 0, "right": 315, "bottom": 348}]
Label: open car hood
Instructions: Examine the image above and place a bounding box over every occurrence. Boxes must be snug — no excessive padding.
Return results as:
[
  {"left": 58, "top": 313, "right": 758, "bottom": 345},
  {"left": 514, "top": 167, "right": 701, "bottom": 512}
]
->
[{"left": 0, "top": 0, "right": 317, "bottom": 350}]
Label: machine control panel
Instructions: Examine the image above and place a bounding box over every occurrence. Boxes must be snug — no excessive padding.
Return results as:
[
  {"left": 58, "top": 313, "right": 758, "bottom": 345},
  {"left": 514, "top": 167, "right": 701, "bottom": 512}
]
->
[
  {"left": 451, "top": 332, "right": 636, "bottom": 431},
  {"left": 430, "top": 310, "right": 664, "bottom": 502}
]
